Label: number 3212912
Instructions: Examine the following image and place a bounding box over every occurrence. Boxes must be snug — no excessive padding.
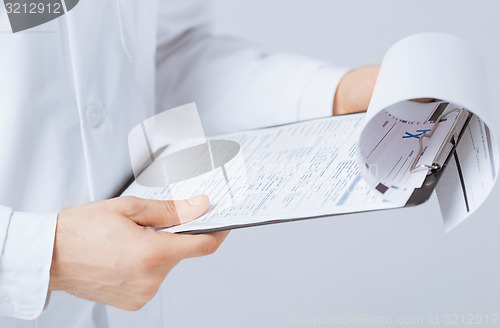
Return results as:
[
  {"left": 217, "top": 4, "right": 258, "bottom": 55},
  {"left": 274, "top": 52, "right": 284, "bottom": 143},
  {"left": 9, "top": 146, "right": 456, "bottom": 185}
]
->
[{"left": 5, "top": 2, "right": 62, "bottom": 14}]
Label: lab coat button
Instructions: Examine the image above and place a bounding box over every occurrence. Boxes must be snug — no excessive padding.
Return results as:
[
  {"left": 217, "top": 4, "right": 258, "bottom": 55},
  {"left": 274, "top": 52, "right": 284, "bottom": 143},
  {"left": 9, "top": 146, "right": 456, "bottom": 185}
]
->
[
  {"left": 0, "top": 299, "right": 14, "bottom": 313},
  {"left": 85, "top": 105, "right": 104, "bottom": 128}
]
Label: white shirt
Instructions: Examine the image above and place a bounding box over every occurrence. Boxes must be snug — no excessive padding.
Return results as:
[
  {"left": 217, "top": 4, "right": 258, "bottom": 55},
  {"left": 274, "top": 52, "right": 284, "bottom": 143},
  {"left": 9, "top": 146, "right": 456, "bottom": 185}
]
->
[{"left": 0, "top": 0, "right": 346, "bottom": 326}]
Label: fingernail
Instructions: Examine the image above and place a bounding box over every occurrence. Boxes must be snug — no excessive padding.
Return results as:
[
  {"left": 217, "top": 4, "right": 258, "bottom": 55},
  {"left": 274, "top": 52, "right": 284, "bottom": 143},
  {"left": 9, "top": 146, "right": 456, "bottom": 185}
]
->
[{"left": 187, "top": 194, "right": 207, "bottom": 206}]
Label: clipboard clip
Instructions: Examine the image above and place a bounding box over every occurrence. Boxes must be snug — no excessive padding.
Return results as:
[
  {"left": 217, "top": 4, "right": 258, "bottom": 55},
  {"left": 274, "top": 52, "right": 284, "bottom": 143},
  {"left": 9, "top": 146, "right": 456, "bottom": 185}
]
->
[{"left": 410, "top": 107, "right": 471, "bottom": 173}]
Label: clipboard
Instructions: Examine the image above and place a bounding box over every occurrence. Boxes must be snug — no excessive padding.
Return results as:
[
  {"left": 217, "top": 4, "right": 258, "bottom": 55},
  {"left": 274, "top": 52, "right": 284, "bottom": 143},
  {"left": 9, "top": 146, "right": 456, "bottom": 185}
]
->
[
  {"left": 405, "top": 107, "right": 472, "bottom": 206},
  {"left": 113, "top": 107, "right": 473, "bottom": 235},
  {"left": 113, "top": 34, "right": 498, "bottom": 234}
]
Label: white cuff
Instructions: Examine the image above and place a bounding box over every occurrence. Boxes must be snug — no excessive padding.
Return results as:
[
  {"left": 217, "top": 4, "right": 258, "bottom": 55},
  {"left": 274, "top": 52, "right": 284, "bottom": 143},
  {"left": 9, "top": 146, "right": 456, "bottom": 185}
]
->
[
  {"left": 298, "top": 65, "right": 350, "bottom": 121},
  {"left": 0, "top": 207, "right": 57, "bottom": 320}
]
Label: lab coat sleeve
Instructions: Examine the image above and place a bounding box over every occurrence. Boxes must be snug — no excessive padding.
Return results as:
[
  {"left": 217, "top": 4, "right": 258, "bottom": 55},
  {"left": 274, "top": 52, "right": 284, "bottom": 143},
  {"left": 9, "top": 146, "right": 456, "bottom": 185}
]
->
[
  {"left": 0, "top": 205, "right": 57, "bottom": 320},
  {"left": 155, "top": 0, "right": 349, "bottom": 135}
]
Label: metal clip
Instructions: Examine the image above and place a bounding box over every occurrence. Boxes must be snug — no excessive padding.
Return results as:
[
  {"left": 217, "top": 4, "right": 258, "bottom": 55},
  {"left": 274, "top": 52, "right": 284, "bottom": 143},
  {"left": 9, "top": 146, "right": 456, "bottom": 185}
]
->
[{"left": 410, "top": 108, "right": 469, "bottom": 173}]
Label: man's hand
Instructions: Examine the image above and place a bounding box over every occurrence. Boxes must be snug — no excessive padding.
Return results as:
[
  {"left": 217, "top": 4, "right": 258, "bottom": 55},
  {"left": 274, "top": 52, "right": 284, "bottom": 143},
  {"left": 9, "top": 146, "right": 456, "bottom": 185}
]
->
[
  {"left": 49, "top": 195, "right": 228, "bottom": 311},
  {"left": 332, "top": 65, "right": 380, "bottom": 116}
]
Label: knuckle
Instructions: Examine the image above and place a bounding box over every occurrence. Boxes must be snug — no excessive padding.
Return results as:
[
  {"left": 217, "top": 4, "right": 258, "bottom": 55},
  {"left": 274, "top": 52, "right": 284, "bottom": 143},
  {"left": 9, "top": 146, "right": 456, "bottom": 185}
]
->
[
  {"left": 139, "top": 250, "right": 160, "bottom": 270},
  {"left": 125, "top": 302, "right": 145, "bottom": 312},
  {"left": 161, "top": 200, "right": 178, "bottom": 218},
  {"left": 201, "top": 238, "right": 219, "bottom": 256},
  {"left": 141, "top": 279, "right": 160, "bottom": 302},
  {"left": 120, "top": 196, "right": 142, "bottom": 215},
  {"left": 124, "top": 279, "right": 161, "bottom": 311}
]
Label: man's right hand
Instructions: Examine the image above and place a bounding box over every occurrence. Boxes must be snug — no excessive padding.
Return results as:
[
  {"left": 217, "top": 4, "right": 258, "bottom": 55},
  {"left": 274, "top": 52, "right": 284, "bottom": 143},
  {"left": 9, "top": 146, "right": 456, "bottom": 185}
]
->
[{"left": 49, "top": 195, "right": 228, "bottom": 311}]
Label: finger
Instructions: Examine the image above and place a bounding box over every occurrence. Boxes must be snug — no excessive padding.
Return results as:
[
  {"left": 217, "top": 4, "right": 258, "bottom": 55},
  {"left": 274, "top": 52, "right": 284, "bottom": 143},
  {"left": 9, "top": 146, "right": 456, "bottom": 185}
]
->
[
  {"left": 158, "top": 230, "right": 230, "bottom": 260},
  {"left": 115, "top": 195, "right": 209, "bottom": 228}
]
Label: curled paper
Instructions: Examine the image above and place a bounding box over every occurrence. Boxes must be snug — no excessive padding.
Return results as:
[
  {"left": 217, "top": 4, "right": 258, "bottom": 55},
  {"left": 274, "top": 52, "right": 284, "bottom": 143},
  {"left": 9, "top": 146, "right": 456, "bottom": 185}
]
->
[{"left": 358, "top": 33, "right": 499, "bottom": 231}]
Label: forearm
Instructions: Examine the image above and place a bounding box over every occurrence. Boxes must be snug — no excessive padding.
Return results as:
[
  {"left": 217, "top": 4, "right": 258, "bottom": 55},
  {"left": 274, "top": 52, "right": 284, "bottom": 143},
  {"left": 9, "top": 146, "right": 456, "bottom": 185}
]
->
[{"left": 155, "top": 1, "right": 348, "bottom": 135}]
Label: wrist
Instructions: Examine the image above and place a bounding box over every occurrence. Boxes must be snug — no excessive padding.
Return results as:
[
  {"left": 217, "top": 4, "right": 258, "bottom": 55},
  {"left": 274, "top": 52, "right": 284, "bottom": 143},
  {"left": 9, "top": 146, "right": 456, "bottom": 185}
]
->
[{"left": 332, "top": 65, "right": 380, "bottom": 115}]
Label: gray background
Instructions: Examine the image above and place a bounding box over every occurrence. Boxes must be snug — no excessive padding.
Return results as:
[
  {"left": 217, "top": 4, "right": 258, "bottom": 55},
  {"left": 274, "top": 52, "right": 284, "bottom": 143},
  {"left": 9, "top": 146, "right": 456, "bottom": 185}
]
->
[{"left": 163, "top": 1, "right": 500, "bottom": 327}]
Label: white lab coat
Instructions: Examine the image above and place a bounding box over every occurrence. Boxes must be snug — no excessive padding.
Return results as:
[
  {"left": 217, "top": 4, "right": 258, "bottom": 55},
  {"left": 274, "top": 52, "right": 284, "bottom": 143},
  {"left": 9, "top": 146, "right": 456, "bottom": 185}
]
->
[{"left": 0, "top": 0, "right": 345, "bottom": 326}]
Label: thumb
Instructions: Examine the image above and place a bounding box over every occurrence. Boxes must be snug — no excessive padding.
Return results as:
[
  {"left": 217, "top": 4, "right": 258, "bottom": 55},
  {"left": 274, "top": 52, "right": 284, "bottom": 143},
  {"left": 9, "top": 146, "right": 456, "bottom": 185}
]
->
[{"left": 116, "top": 194, "right": 210, "bottom": 228}]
